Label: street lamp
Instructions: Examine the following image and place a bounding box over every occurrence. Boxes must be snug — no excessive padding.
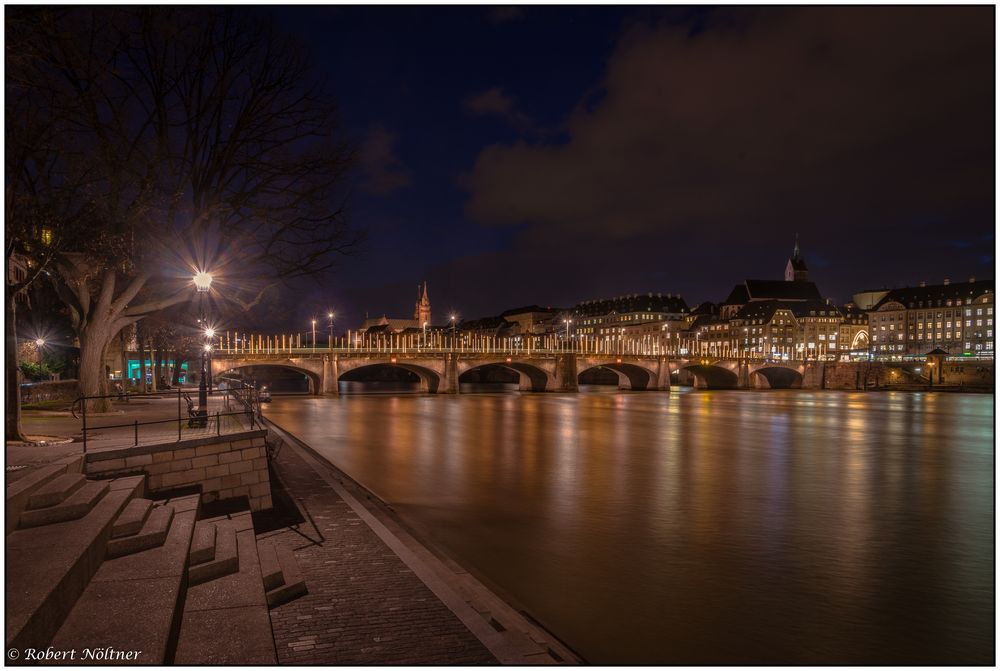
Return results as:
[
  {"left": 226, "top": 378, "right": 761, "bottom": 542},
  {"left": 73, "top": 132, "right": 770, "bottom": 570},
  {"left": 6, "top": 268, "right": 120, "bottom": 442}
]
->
[
  {"left": 311, "top": 319, "right": 317, "bottom": 352},
  {"left": 327, "top": 312, "right": 335, "bottom": 350},
  {"left": 450, "top": 314, "right": 457, "bottom": 351},
  {"left": 194, "top": 271, "right": 215, "bottom": 411},
  {"left": 193, "top": 271, "right": 213, "bottom": 293},
  {"left": 563, "top": 318, "right": 572, "bottom": 350},
  {"left": 422, "top": 321, "right": 428, "bottom": 349}
]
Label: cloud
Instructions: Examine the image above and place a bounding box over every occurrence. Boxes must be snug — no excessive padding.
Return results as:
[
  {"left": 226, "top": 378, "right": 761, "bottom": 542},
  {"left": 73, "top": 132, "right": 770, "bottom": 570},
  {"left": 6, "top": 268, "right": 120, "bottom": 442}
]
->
[
  {"left": 488, "top": 7, "right": 525, "bottom": 25},
  {"left": 463, "top": 87, "right": 535, "bottom": 132},
  {"left": 462, "top": 7, "right": 994, "bottom": 263},
  {"left": 358, "top": 125, "right": 411, "bottom": 195}
]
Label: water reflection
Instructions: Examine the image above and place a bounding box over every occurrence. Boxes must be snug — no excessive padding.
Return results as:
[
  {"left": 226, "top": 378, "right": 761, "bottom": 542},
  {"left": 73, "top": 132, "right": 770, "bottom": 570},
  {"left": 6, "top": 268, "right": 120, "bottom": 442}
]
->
[{"left": 266, "top": 390, "right": 993, "bottom": 664}]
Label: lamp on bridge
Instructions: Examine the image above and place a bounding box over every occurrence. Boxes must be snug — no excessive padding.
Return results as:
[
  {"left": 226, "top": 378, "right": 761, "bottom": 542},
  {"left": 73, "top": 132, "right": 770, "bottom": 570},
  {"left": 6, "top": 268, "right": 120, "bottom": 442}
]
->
[
  {"left": 327, "top": 312, "right": 335, "bottom": 349},
  {"left": 450, "top": 314, "right": 457, "bottom": 351}
]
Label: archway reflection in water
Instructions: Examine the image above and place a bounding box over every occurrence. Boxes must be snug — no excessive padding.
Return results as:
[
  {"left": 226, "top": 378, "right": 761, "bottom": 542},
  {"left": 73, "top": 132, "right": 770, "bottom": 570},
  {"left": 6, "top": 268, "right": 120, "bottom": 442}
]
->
[{"left": 265, "top": 390, "right": 993, "bottom": 665}]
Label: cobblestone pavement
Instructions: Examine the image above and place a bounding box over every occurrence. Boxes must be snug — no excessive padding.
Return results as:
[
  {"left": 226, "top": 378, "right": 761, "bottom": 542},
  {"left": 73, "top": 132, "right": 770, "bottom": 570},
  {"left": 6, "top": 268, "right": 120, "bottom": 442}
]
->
[{"left": 260, "top": 444, "right": 497, "bottom": 665}]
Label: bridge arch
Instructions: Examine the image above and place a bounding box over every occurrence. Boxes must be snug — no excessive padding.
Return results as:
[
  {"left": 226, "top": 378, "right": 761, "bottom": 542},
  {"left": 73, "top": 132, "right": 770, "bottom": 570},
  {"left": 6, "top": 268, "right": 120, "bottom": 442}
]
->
[
  {"left": 676, "top": 363, "right": 739, "bottom": 390},
  {"left": 339, "top": 362, "right": 442, "bottom": 393},
  {"left": 578, "top": 362, "right": 656, "bottom": 391},
  {"left": 216, "top": 362, "right": 321, "bottom": 393},
  {"left": 751, "top": 366, "right": 803, "bottom": 389},
  {"left": 458, "top": 361, "right": 551, "bottom": 392}
]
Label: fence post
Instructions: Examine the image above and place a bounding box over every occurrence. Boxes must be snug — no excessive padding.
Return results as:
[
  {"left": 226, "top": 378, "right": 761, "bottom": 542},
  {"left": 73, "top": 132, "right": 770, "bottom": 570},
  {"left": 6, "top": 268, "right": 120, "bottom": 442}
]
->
[
  {"left": 177, "top": 389, "right": 182, "bottom": 441},
  {"left": 216, "top": 412, "right": 221, "bottom": 436},
  {"left": 134, "top": 420, "right": 139, "bottom": 446}
]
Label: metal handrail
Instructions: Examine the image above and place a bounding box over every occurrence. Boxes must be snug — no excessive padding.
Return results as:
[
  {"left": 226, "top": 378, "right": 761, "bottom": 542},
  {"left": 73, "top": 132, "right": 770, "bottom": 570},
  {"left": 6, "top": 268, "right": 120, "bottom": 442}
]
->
[{"left": 73, "top": 386, "right": 260, "bottom": 453}]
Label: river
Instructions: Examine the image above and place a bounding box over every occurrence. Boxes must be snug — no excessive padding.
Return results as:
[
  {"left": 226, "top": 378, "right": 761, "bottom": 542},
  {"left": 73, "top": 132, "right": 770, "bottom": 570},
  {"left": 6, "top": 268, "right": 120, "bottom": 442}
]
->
[{"left": 264, "top": 388, "right": 993, "bottom": 664}]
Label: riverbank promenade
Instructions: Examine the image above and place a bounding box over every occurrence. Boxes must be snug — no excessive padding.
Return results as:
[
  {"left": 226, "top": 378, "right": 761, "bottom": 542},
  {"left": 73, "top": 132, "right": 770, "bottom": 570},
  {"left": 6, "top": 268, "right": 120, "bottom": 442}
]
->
[{"left": 5, "top": 402, "right": 578, "bottom": 664}]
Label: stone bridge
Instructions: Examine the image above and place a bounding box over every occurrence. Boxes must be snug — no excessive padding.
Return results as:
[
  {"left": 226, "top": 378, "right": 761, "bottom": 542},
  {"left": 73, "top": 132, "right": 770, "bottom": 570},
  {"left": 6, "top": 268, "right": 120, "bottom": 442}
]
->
[{"left": 210, "top": 352, "right": 829, "bottom": 394}]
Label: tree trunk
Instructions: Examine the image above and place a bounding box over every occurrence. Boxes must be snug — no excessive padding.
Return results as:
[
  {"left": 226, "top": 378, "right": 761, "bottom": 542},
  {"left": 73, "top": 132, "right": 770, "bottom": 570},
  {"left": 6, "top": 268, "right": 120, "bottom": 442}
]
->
[
  {"left": 171, "top": 351, "right": 183, "bottom": 385},
  {"left": 136, "top": 331, "right": 148, "bottom": 394},
  {"left": 5, "top": 294, "right": 28, "bottom": 441},
  {"left": 150, "top": 346, "right": 159, "bottom": 392},
  {"left": 119, "top": 330, "right": 128, "bottom": 387},
  {"left": 78, "top": 328, "right": 114, "bottom": 412}
]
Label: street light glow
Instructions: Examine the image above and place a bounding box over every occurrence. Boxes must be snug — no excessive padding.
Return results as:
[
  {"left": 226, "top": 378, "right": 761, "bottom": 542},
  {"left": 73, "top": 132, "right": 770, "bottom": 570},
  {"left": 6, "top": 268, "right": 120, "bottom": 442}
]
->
[
  {"left": 205, "top": 327, "right": 216, "bottom": 339},
  {"left": 35, "top": 338, "right": 45, "bottom": 347},
  {"left": 204, "top": 344, "right": 212, "bottom": 352},
  {"left": 193, "top": 271, "right": 214, "bottom": 292}
]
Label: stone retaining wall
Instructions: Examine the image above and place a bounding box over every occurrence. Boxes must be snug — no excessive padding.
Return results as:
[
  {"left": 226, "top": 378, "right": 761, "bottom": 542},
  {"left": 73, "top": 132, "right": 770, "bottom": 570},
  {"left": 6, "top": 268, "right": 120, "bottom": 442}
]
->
[{"left": 86, "top": 430, "right": 272, "bottom": 511}]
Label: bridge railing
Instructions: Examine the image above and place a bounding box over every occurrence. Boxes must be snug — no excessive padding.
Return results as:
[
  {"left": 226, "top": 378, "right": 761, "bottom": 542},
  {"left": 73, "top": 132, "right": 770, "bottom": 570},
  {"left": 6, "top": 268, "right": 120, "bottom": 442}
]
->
[{"left": 206, "top": 330, "right": 853, "bottom": 360}]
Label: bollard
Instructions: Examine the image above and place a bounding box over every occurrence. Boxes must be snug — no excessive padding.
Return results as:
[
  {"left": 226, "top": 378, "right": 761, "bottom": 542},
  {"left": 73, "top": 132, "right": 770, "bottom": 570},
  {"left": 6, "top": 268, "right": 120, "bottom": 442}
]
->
[{"left": 134, "top": 419, "right": 139, "bottom": 446}]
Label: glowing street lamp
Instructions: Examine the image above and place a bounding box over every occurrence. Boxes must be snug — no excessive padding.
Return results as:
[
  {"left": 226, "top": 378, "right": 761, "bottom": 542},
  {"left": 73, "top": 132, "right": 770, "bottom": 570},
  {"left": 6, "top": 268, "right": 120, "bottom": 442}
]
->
[
  {"left": 311, "top": 319, "right": 317, "bottom": 352},
  {"left": 34, "top": 338, "right": 45, "bottom": 348},
  {"left": 193, "top": 271, "right": 213, "bottom": 293},
  {"left": 327, "top": 311, "right": 335, "bottom": 349}
]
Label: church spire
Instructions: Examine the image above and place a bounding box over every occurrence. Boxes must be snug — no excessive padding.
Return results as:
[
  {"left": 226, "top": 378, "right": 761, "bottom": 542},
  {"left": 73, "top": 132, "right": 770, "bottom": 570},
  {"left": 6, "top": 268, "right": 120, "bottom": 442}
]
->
[
  {"left": 785, "top": 235, "right": 808, "bottom": 282},
  {"left": 414, "top": 281, "right": 432, "bottom": 324}
]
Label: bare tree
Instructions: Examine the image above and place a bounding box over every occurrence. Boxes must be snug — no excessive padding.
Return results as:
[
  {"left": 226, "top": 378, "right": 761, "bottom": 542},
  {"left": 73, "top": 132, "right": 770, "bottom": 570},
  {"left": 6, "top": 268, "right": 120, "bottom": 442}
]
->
[{"left": 6, "top": 7, "right": 360, "bottom": 411}]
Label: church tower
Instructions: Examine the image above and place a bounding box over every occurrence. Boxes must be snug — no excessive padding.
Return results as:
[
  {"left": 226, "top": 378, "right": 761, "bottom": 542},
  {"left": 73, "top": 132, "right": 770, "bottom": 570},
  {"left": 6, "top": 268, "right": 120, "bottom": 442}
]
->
[
  {"left": 784, "top": 235, "right": 809, "bottom": 282},
  {"left": 414, "top": 282, "right": 432, "bottom": 325}
]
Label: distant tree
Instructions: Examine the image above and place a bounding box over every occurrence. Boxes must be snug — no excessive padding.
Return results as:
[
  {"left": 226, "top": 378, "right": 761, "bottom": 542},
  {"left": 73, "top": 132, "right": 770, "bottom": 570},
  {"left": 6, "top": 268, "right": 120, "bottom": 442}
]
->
[{"left": 6, "top": 7, "right": 360, "bottom": 412}]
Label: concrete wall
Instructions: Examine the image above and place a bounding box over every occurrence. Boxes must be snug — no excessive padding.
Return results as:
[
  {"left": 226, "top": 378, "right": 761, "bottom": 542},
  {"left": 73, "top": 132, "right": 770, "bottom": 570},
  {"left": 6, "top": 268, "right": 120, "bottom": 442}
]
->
[{"left": 85, "top": 430, "right": 272, "bottom": 511}]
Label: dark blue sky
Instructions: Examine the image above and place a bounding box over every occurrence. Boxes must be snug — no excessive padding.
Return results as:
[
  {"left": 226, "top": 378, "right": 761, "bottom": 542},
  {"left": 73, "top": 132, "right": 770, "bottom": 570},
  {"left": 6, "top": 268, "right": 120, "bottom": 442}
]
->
[{"left": 260, "top": 6, "right": 993, "bottom": 330}]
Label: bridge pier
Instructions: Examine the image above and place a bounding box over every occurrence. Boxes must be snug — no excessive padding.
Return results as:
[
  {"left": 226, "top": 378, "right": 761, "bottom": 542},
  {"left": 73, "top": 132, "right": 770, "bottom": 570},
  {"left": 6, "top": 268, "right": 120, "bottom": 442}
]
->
[
  {"left": 441, "top": 354, "right": 459, "bottom": 394},
  {"left": 321, "top": 356, "right": 339, "bottom": 396},
  {"left": 802, "top": 361, "right": 825, "bottom": 390},
  {"left": 737, "top": 362, "right": 751, "bottom": 390},
  {"left": 656, "top": 358, "right": 672, "bottom": 391},
  {"left": 553, "top": 354, "right": 579, "bottom": 392}
]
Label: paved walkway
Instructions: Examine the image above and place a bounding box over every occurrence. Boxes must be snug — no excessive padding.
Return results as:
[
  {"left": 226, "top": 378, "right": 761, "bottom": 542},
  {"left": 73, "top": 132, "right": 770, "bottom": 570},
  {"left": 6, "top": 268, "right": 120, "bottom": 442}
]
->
[{"left": 259, "top": 442, "right": 497, "bottom": 664}]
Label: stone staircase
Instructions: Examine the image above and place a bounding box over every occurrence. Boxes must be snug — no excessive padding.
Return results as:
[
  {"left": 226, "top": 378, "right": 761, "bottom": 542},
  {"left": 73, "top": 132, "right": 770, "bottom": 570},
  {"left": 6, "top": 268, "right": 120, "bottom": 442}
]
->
[{"left": 5, "top": 460, "right": 307, "bottom": 664}]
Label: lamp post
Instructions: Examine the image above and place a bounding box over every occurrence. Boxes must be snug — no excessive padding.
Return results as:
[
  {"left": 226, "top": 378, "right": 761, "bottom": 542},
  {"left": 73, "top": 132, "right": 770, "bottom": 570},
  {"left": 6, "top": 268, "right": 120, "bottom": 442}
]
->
[
  {"left": 327, "top": 312, "right": 335, "bottom": 350},
  {"left": 450, "top": 314, "right": 456, "bottom": 351},
  {"left": 311, "top": 319, "right": 317, "bottom": 352},
  {"left": 563, "top": 318, "right": 572, "bottom": 351},
  {"left": 193, "top": 271, "right": 214, "bottom": 411},
  {"left": 422, "top": 321, "right": 428, "bottom": 349}
]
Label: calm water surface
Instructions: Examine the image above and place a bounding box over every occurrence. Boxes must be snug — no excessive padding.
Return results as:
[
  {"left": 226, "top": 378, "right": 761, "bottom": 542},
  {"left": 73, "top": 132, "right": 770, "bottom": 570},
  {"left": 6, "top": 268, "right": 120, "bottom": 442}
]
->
[{"left": 265, "top": 389, "right": 994, "bottom": 664}]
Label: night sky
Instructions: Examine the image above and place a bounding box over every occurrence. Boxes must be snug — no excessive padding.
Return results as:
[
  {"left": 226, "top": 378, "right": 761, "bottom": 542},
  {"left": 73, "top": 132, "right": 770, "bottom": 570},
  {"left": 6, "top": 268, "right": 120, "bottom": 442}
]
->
[{"left": 262, "top": 6, "right": 993, "bottom": 330}]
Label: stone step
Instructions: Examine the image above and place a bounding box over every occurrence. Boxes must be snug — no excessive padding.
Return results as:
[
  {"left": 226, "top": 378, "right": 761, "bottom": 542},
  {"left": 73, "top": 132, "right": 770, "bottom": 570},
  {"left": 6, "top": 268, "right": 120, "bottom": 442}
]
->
[
  {"left": 189, "top": 521, "right": 217, "bottom": 565},
  {"left": 6, "top": 476, "right": 143, "bottom": 651},
  {"left": 49, "top": 495, "right": 200, "bottom": 664},
  {"left": 256, "top": 542, "right": 283, "bottom": 591},
  {"left": 111, "top": 498, "right": 154, "bottom": 538},
  {"left": 265, "top": 545, "right": 307, "bottom": 609},
  {"left": 188, "top": 523, "right": 238, "bottom": 586},
  {"left": 106, "top": 505, "right": 174, "bottom": 559},
  {"left": 26, "top": 472, "right": 87, "bottom": 510},
  {"left": 18, "top": 480, "right": 110, "bottom": 529},
  {"left": 5, "top": 455, "right": 84, "bottom": 536},
  {"left": 175, "top": 512, "right": 276, "bottom": 664}
]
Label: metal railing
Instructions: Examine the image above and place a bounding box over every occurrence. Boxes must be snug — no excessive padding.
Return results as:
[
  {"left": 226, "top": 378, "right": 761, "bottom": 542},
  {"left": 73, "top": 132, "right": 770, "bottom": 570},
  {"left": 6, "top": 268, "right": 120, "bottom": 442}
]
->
[{"left": 72, "top": 386, "right": 260, "bottom": 453}]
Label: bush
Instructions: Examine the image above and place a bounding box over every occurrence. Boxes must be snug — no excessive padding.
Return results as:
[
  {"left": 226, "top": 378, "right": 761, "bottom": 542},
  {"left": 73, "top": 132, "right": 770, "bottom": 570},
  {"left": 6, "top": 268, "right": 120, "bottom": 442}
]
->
[{"left": 19, "top": 361, "right": 52, "bottom": 381}]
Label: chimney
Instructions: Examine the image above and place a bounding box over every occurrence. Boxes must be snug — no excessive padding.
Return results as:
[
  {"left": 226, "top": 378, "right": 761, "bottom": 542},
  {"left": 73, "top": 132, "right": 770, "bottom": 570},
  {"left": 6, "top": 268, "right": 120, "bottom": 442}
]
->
[
  {"left": 943, "top": 278, "right": 950, "bottom": 286},
  {"left": 919, "top": 281, "right": 926, "bottom": 287}
]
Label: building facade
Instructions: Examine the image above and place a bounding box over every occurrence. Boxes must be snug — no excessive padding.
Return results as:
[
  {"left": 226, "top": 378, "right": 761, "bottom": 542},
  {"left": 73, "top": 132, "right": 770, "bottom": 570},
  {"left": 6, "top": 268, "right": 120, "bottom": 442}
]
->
[{"left": 868, "top": 279, "right": 994, "bottom": 358}]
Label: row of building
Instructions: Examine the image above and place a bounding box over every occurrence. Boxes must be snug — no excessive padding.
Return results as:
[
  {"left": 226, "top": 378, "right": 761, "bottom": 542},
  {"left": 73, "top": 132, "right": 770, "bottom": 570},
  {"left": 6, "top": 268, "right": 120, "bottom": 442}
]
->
[{"left": 358, "top": 241, "right": 994, "bottom": 360}]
